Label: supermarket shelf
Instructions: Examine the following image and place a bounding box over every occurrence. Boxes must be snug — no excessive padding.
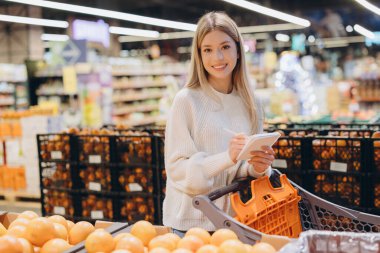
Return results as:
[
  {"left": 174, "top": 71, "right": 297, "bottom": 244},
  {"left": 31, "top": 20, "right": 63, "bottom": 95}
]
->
[
  {"left": 119, "top": 115, "right": 166, "bottom": 126},
  {"left": 358, "top": 98, "right": 380, "bottom": 103},
  {"left": 112, "top": 69, "right": 186, "bottom": 76},
  {"left": 113, "top": 82, "right": 168, "bottom": 89},
  {"left": 36, "top": 92, "right": 72, "bottom": 97},
  {"left": 113, "top": 104, "right": 160, "bottom": 116},
  {"left": 113, "top": 92, "right": 164, "bottom": 103},
  {"left": 0, "top": 190, "right": 40, "bottom": 202}
]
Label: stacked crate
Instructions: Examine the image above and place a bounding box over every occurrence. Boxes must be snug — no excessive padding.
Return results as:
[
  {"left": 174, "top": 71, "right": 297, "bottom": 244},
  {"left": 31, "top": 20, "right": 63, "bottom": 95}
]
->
[{"left": 37, "top": 129, "right": 163, "bottom": 224}]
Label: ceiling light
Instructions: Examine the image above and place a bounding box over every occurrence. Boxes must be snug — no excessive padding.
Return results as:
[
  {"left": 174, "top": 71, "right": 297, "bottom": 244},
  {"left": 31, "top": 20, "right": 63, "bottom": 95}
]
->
[
  {"left": 118, "top": 23, "right": 305, "bottom": 43},
  {"left": 41, "top": 33, "right": 69, "bottom": 41},
  {"left": 0, "top": 14, "right": 68, "bottom": 28},
  {"left": 221, "top": 0, "right": 311, "bottom": 27},
  {"left": 346, "top": 25, "right": 354, "bottom": 32},
  {"left": 5, "top": 0, "right": 196, "bottom": 31},
  {"left": 355, "top": 0, "right": 380, "bottom": 16},
  {"left": 109, "top": 26, "right": 159, "bottom": 38},
  {"left": 307, "top": 35, "right": 316, "bottom": 43},
  {"left": 275, "top": 33, "right": 290, "bottom": 42},
  {"left": 354, "top": 24, "right": 375, "bottom": 39}
]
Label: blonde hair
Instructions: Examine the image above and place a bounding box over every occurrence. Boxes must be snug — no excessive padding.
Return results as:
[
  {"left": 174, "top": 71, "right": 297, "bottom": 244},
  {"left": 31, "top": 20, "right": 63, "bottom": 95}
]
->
[{"left": 186, "top": 12, "right": 259, "bottom": 133}]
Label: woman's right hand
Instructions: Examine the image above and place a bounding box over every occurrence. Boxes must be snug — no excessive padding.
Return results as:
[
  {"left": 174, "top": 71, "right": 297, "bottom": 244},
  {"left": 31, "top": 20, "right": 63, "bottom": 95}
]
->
[{"left": 229, "top": 133, "right": 247, "bottom": 163}]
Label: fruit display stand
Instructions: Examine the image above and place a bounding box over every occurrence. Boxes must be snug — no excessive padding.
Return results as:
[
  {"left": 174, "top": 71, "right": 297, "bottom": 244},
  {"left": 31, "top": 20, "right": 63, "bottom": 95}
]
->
[
  {"left": 37, "top": 128, "right": 164, "bottom": 224},
  {"left": 266, "top": 126, "right": 380, "bottom": 214}
]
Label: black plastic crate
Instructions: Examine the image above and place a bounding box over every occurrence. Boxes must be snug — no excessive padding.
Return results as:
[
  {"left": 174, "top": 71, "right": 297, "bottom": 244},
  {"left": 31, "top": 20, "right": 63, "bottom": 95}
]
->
[
  {"left": 311, "top": 137, "right": 368, "bottom": 172},
  {"left": 78, "top": 191, "right": 116, "bottom": 221},
  {"left": 77, "top": 135, "right": 113, "bottom": 165},
  {"left": 271, "top": 136, "right": 306, "bottom": 171},
  {"left": 117, "top": 193, "right": 160, "bottom": 224},
  {"left": 309, "top": 170, "right": 367, "bottom": 208},
  {"left": 37, "top": 134, "right": 73, "bottom": 162},
  {"left": 42, "top": 188, "right": 76, "bottom": 217},
  {"left": 324, "top": 129, "right": 374, "bottom": 138},
  {"left": 115, "top": 134, "right": 155, "bottom": 165},
  {"left": 78, "top": 164, "right": 112, "bottom": 192},
  {"left": 114, "top": 165, "right": 158, "bottom": 193},
  {"left": 41, "top": 161, "right": 74, "bottom": 189},
  {"left": 370, "top": 138, "right": 380, "bottom": 173}
]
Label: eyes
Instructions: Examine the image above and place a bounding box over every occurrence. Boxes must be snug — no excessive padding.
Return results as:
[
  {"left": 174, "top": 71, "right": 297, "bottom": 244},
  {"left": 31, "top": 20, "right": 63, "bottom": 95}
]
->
[{"left": 202, "top": 44, "right": 231, "bottom": 54}]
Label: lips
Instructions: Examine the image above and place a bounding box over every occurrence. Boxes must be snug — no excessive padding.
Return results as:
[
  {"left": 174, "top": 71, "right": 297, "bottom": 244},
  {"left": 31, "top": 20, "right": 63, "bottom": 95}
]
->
[{"left": 212, "top": 64, "right": 227, "bottom": 70}]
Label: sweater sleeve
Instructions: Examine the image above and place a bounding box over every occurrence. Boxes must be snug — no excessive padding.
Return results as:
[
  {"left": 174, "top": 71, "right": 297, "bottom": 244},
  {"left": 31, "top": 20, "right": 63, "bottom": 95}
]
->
[{"left": 165, "top": 92, "right": 235, "bottom": 196}]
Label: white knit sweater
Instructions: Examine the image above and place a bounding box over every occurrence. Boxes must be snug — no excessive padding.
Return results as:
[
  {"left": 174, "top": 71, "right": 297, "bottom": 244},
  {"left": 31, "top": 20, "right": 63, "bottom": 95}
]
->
[{"left": 162, "top": 86, "right": 271, "bottom": 231}]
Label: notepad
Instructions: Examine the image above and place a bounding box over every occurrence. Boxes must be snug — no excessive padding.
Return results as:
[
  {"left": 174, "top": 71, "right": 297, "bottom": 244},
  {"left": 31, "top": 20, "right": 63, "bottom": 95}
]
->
[{"left": 237, "top": 132, "right": 281, "bottom": 161}]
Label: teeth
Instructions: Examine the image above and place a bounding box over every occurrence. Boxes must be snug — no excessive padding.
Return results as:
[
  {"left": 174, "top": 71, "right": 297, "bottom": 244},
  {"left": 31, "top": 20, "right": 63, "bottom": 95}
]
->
[{"left": 213, "top": 64, "right": 226, "bottom": 69}]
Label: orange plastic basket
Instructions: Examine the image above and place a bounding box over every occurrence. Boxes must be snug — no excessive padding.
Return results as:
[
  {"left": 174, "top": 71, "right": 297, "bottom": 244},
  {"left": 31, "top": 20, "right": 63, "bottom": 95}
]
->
[{"left": 230, "top": 174, "right": 302, "bottom": 238}]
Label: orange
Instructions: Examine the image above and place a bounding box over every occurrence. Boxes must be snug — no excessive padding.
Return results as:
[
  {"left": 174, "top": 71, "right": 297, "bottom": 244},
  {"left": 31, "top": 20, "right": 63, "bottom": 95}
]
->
[
  {"left": 53, "top": 223, "right": 68, "bottom": 240},
  {"left": 40, "top": 238, "right": 72, "bottom": 253},
  {"left": 218, "top": 239, "right": 247, "bottom": 253},
  {"left": 18, "top": 238, "right": 34, "bottom": 253},
  {"left": 9, "top": 218, "right": 30, "bottom": 230},
  {"left": 149, "top": 247, "right": 171, "bottom": 253},
  {"left": 0, "top": 222, "right": 7, "bottom": 236},
  {"left": 185, "top": 228, "right": 211, "bottom": 244},
  {"left": 177, "top": 235, "right": 204, "bottom": 252},
  {"left": 18, "top": 211, "right": 39, "bottom": 220},
  {"left": 196, "top": 244, "right": 218, "bottom": 253},
  {"left": 244, "top": 244, "right": 254, "bottom": 253},
  {"left": 25, "top": 217, "right": 56, "bottom": 247},
  {"left": 68, "top": 221, "right": 95, "bottom": 245},
  {"left": 251, "top": 242, "right": 276, "bottom": 253},
  {"left": 0, "top": 235, "right": 23, "bottom": 253},
  {"left": 210, "top": 229, "right": 238, "bottom": 246},
  {"left": 112, "top": 250, "right": 132, "bottom": 253},
  {"left": 114, "top": 232, "right": 134, "bottom": 245},
  {"left": 115, "top": 236, "right": 144, "bottom": 253},
  {"left": 48, "top": 215, "right": 68, "bottom": 230},
  {"left": 7, "top": 225, "right": 27, "bottom": 238},
  {"left": 130, "top": 220, "right": 157, "bottom": 246},
  {"left": 148, "top": 235, "right": 176, "bottom": 251},
  {"left": 172, "top": 249, "right": 193, "bottom": 253},
  {"left": 85, "top": 228, "right": 115, "bottom": 253},
  {"left": 66, "top": 220, "right": 75, "bottom": 232},
  {"left": 162, "top": 233, "right": 181, "bottom": 246}
]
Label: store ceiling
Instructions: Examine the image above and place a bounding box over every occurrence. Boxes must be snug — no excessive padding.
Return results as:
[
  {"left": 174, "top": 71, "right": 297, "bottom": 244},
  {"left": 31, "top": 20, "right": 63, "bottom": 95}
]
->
[{"left": 0, "top": 0, "right": 376, "bottom": 31}]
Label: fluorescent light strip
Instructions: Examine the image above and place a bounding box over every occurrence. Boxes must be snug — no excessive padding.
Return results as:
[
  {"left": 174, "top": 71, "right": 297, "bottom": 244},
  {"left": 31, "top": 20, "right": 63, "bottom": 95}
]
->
[
  {"left": 41, "top": 33, "right": 69, "bottom": 41},
  {"left": 354, "top": 24, "right": 375, "bottom": 39},
  {"left": 355, "top": 0, "right": 380, "bottom": 16},
  {"left": 119, "top": 23, "right": 305, "bottom": 43},
  {"left": 5, "top": 0, "right": 197, "bottom": 31},
  {"left": 221, "top": 0, "right": 310, "bottom": 27},
  {"left": 109, "top": 26, "right": 159, "bottom": 38},
  {"left": 0, "top": 14, "right": 68, "bottom": 28},
  {"left": 275, "top": 33, "right": 290, "bottom": 42}
]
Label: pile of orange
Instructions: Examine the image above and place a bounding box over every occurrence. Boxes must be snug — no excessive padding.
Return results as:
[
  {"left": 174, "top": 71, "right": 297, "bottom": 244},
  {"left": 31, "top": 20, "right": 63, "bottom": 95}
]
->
[
  {"left": 0, "top": 210, "right": 95, "bottom": 253},
  {"left": 84, "top": 220, "right": 277, "bottom": 253},
  {"left": 0, "top": 211, "right": 278, "bottom": 253}
]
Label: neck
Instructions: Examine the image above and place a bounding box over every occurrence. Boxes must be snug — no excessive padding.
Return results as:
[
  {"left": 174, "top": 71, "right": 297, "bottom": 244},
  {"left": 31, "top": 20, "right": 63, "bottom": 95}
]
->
[{"left": 208, "top": 77, "right": 233, "bottom": 94}]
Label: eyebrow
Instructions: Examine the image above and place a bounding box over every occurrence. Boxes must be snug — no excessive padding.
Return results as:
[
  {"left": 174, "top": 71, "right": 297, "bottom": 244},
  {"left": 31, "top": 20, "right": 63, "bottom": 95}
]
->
[{"left": 202, "top": 40, "right": 231, "bottom": 48}]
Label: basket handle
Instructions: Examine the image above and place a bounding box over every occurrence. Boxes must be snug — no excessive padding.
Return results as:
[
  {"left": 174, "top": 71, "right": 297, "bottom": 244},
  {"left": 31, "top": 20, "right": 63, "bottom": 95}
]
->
[
  {"left": 207, "top": 169, "right": 282, "bottom": 201},
  {"left": 193, "top": 169, "right": 290, "bottom": 249}
]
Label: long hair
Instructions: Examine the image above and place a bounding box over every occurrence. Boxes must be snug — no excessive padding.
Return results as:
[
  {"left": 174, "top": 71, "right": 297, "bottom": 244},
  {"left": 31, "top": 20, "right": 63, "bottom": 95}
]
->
[{"left": 186, "top": 12, "right": 259, "bottom": 133}]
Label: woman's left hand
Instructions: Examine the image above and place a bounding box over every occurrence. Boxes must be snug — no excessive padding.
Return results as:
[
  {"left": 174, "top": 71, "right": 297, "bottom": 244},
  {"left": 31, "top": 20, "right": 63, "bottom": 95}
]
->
[{"left": 248, "top": 146, "right": 275, "bottom": 173}]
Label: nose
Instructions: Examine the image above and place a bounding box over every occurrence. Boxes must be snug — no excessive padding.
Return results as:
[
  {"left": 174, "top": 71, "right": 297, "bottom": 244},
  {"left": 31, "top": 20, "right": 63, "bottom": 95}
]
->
[{"left": 215, "top": 49, "right": 223, "bottom": 60}]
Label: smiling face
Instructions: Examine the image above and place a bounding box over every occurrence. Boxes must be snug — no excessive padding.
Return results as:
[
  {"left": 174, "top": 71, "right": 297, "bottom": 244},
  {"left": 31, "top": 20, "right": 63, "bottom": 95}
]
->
[{"left": 200, "top": 29, "right": 238, "bottom": 91}]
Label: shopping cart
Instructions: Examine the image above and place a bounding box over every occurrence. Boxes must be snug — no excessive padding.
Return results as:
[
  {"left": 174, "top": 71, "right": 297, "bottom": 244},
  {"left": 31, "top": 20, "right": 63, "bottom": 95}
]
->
[{"left": 193, "top": 169, "right": 380, "bottom": 250}]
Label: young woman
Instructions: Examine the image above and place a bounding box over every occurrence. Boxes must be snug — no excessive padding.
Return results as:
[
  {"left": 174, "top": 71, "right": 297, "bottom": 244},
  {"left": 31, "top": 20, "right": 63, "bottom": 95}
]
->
[{"left": 163, "top": 12, "right": 275, "bottom": 235}]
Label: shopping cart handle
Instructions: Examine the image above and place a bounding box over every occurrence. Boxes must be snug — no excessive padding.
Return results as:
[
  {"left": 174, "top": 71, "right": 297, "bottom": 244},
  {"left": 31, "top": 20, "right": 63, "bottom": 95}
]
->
[{"left": 208, "top": 169, "right": 282, "bottom": 201}]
